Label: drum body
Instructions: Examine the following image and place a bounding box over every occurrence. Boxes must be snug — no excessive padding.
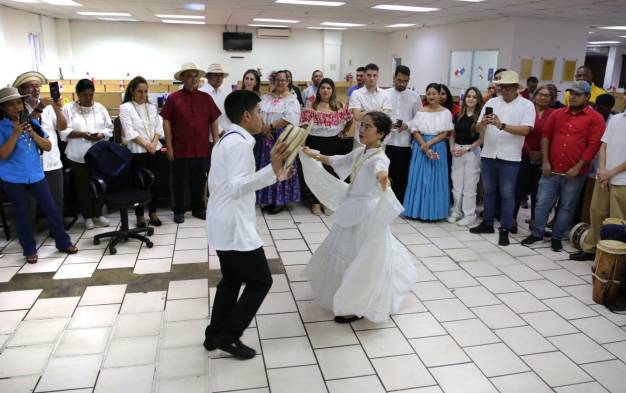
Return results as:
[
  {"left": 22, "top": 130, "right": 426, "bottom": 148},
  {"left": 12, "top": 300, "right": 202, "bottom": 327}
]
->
[
  {"left": 592, "top": 240, "right": 626, "bottom": 305},
  {"left": 570, "top": 222, "right": 590, "bottom": 250}
]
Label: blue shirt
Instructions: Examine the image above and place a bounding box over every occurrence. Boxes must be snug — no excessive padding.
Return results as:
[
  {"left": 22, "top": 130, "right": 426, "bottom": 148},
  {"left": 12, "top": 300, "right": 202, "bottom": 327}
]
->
[
  {"left": 347, "top": 85, "right": 361, "bottom": 97},
  {"left": 0, "top": 118, "right": 47, "bottom": 184}
]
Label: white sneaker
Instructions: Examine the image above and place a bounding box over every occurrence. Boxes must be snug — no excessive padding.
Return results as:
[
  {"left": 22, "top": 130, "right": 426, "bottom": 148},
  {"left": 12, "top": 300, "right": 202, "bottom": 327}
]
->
[
  {"left": 94, "top": 216, "right": 110, "bottom": 227},
  {"left": 84, "top": 218, "right": 95, "bottom": 230},
  {"left": 457, "top": 216, "right": 477, "bottom": 226},
  {"left": 448, "top": 213, "right": 461, "bottom": 223}
]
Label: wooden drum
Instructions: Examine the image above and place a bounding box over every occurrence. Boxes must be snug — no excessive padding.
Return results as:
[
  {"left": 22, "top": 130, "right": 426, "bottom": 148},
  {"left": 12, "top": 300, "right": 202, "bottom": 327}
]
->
[
  {"left": 569, "top": 222, "right": 590, "bottom": 250},
  {"left": 592, "top": 240, "right": 626, "bottom": 305}
]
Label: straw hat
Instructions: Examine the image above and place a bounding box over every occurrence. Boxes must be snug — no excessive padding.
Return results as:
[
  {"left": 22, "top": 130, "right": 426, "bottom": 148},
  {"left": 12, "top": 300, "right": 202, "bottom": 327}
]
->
[
  {"left": 174, "top": 62, "right": 206, "bottom": 81},
  {"left": 493, "top": 70, "right": 519, "bottom": 85},
  {"left": 0, "top": 87, "right": 30, "bottom": 105},
  {"left": 206, "top": 63, "right": 229, "bottom": 77},
  {"left": 12, "top": 71, "right": 46, "bottom": 88}
]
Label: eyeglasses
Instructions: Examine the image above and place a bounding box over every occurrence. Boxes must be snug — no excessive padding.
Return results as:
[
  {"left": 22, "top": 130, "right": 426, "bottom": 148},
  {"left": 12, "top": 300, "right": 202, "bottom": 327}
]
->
[
  {"left": 275, "top": 79, "right": 288, "bottom": 83},
  {"left": 536, "top": 93, "right": 552, "bottom": 98}
]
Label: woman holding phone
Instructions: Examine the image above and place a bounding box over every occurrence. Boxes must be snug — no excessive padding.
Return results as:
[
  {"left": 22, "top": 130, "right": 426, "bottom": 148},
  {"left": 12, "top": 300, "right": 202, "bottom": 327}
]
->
[{"left": 61, "top": 79, "right": 113, "bottom": 230}]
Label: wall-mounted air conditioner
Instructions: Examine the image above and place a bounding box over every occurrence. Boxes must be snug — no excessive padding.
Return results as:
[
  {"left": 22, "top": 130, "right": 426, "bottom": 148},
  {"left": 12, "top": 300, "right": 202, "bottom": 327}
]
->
[{"left": 257, "top": 28, "right": 291, "bottom": 39}]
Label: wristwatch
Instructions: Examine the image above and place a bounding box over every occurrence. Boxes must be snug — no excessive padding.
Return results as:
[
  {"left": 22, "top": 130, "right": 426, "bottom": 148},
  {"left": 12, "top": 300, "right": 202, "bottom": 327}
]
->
[{"left": 499, "top": 123, "right": 506, "bottom": 130}]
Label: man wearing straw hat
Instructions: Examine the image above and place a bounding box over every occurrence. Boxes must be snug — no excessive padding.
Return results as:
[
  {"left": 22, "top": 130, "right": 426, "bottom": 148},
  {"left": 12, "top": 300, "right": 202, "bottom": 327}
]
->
[
  {"left": 200, "top": 63, "right": 231, "bottom": 134},
  {"left": 162, "top": 62, "right": 221, "bottom": 224},
  {"left": 13, "top": 71, "right": 67, "bottom": 220}
]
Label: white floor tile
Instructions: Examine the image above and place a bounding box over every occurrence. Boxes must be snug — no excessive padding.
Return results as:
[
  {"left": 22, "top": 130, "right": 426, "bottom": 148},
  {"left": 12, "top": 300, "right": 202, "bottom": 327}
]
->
[
  {"left": 356, "top": 327, "right": 414, "bottom": 358},
  {"left": 155, "top": 375, "right": 210, "bottom": 393},
  {"left": 418, "top": 255, "right": 457, "bottom": 271},
  {"left": 495, "top": 326, "right": 556, "bottom": 355},
  {"left": 113, "top": 311, "right": 162, "bottom": 337},
  {"left": 498, "top": 264, "right": 543, "bottom": 281},
  {"left": 430, "top": 363, "right": 497, "bottom": 393},
  {"left": 157, "top": 346, "right": 209, "bottom": 380},
  {"left": 460, "top": 261, "right": 501, "bottom": 277},
  {"left": 434, "top": 269, "right": 478, "bottom": 288},
  {"left": 120, "top": 291, "right": 166, "bottom": 314},
  {"left": 431, "top": 237, "right": 466, "bottom": 249},
  {"left": 104, "top": 336, "right": 158, "bottom": 367},
  {"left": 0, "top": 289, "right": 42, "bottom": 311},
  {"left": 134, "top": 257, "right": 172, "bottom": 274},
  {"left": 477, "top": 275, "right": 524, "bottom": 294},
  {"left": 261, "top": 336, "right": 316, "bottom": 368},
  {"left": 285, "top": 264, "right": 308, "bottom": 282},
  {"left": 18, "top": 258, "right": 64, "bottom": 273},
  {"left": 442, "top": 318, "right": 500, "bottom": 347},
  {"left": 540, "top": 268, "right": 586, "bottom": 286},
  {"left": 256, "top": 312, "right": 306, "bottom": 340},
  {"left": 490, "top": 372, "right": 553, "bottom": 393},
  {"left": 257, "top": 292, "right": 297, "bottom": 314},
  {"left": 497, "top": 291, "right": 549, "bottom": 313},
  {"left": 0, "top": 345, "right": 54, "bottom": 377},
  {"left": 326, "top": 375, "right": 385, "bottom": 393},
  {"left": 138, "top": 244, "right": 174, "bottom": 260},
  {"left": 36, "top": 354, "right": 102, "bottom": 392},
  {"left": 25, "top": 296, "right": 79, "bottom": 320},
  {"left": 604, "top": 340, "right": 626, "bottom": 362},
  {"left": 465, "top": 342, "right": 530, "bottom": 377},
  {"left": 554, "top": 382, "right": 610, "bottom": 393},
  {"left": 519, "top": 279, "right": 569, "bottom": 299},
  {"left": 590, "top": 304, "right": 626, "bottom": 326},
  {"left": 175, "top": 238, "right": 208, "bottom": 251},
  {"left": 412, "top": 281, "right": 454, "bottom": 301},
  {"left": 165, "top": 298, "right": 209, "bottom": 321},
  {"left": 267, "top": 364, "right": 325, "bottom": 393},
  {"left": 305, "top": 320, "right": 358, "bottom": 348},
  {"left": 55, "top": 327, "right": 110, "bottom": 356},
  {"left": 571, "top": 316, "right": 626, "bottom": 344},
  {"left": 521, "top": 310, "right": 579, "bottom": 337},
  {"left": 372, "top": 354, "right": 435, "bottom": 391},
  {"left": 549, "top": 333, "right": 615, "bottom": 364},
  {"left": 396, "top": 293, "right": 427, "bottom": 314},
  {"left": 522, "top": 351, "right": 592, "bottom": 387},
  {"left": 172, "top": 249, "right": 208, "bottom": 264},
  {"left": 543, "top": 296, "right": 599, "bottom": 320},
  {"left": 98, "top": 253, "right": 138, "bottom": 269},
  {"left": 480, "top": 251, "right": 519, "bottom": 266},
  {"left": 392, "top": 312, "right": 445, "bottom": 338},
  {"left": 270, "top": 273, "right": 290, "bottom": 293},
  {"left": 160, "top": 319, "right": 207, "bottom": 348},
  {"left": 454, "top": 286, "right": 501, "bottom": 307},
  {"left": 94, "top": 364, "right": 154, "bottom": 393},
  {"left": 280, "top": 250, "right": 312, "bottom": 265},
  {"left": 275, "top": 239, "right": 309, "bottom": 252},
  {"left": 465, "top": 240, "right": 500, "bottom": 254},
  {"left": 517, "top": 254, "right": 561, "bottom": 271},
  {"left": 291, "top": 281, "right": 314, "bottom": 301},
  {"left": 409, "top": 335, "right": 469, "bottom": 367},
  {"left": 297, "top": 300, "right": 334, "bottom": 323},
  {"left": 167, "top": 279, "right": 208, "bottom": 300},
  {"left": 53, "top": 263, "right": 97, "bottom": 279},
  {"left": 563, "top": 284, "right": 595, "bottom": 305},
  {"left": 581, "top": 360, "right": 626, "bottom": 393},
  {"left": 0, "top": 375, "right": 39, "bottom": 393},
  {"left": 69, "top": 304, "right": 119, "bottom": 329},
  {"left": 80, "top": 284, "right": 127, "bottom": 306},
  {"left": 8, "top": 318, "right": 67, "bottom": 346},
  {"left": 316, "top": 345, "right": 374, "bottom": 379},
  {"left": 423, "top": 298, "right": 474, "bottom": 322},
  {"left": 0, "top": 309, "right": 27, "bottom": 334},
  {"left": 64, "top": 248, "right": 105, "bottom": 264}
]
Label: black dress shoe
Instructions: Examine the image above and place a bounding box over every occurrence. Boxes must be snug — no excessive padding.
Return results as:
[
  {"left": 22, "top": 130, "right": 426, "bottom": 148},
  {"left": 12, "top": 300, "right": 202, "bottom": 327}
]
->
[
  {"left": 215, "top": 338, "right": 256, "bottom": 360},
  {"left": 499, "top": 229, "right": 510, "bottom": 246},
  {"left": 203, "top": 336, "right": 216, "bottom": 351},
  {"left": 570, "top": 251, "right": 595, "bottom": 261},
  {"left": 470, "top": 222, "right": 495, "bottom": 234},
  {"left": 267, "top": 205, "right": 284, "bottom": 215},
  {"left": 148, "top": 217, "right": 162, "bottom": 227},
  {"left": 551, "top": 239, "right": 563, "bottom": 252},
  {"left": 192, "top": 211, "right": 206, "bottom": 220},
  {"left": 521, "top": 235, "right": 542, "bottom": 246},
  {"left": 174, "top": 214, "right": 185, "bottom": 224},
  {"left": 333, "top": 315, "right": 363, "bottom": 324}
]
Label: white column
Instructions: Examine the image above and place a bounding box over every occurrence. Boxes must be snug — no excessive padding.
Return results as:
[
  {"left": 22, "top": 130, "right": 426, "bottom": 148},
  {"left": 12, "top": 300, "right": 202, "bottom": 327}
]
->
[
  {"left": 323, "top": 30, "right": 342, "bottom": 81},
  {"left": 603, "top": 46, "right": 623, "bottom": 90}
]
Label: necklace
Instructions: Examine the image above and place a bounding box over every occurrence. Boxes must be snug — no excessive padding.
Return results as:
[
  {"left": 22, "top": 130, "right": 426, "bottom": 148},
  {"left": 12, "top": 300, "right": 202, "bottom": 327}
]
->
[
  {"left": 77, "top": 103, "right": 97, "bottom": 133},
  {"left": 350, "top": 147, "right": 382, "bottom": 183}
]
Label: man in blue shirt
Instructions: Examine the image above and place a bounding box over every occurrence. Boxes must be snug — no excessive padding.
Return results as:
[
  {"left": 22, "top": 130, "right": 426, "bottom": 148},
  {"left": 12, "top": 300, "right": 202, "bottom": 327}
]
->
[{"left": 347, "top": 66, "right": 366, "bottom": 97}]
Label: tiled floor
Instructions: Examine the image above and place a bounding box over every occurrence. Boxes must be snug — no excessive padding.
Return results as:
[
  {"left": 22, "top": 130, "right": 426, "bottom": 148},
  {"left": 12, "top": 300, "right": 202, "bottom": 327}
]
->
[{"left": 1, "top": 205, "right": 626, "bottom": 392}]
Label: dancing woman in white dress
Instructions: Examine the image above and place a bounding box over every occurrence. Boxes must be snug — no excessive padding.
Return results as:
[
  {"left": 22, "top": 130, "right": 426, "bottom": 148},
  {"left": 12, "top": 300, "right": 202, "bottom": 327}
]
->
[{"left": 301, "top": 111, "right": 417, "bottom": 323}]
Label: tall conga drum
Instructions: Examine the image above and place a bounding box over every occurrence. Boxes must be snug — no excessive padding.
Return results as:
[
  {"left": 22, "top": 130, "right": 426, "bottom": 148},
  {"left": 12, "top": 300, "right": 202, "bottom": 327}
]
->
[{"left": 592, "top": 240, "right": 626, "bottom": 305}]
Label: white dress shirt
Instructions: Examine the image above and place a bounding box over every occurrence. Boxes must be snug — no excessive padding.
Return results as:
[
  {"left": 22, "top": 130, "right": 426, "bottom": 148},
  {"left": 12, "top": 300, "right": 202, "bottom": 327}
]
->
[
  {"left": 479, "top": 95, "right": 536, "bottom": 162},
  {"left": 384, "top": 88, "right": 422, "bottom": 147},
  {"left": 40, "top": 106, "right": 63, "bottom": 172},
  {"left": 60, "top": 102, "right": 114, "bottom": 163},
  {"left": 206, "top": 124, "right": 277, "bottom": 252},
  {"left": 200, "top": 84, "right": 231, "bottom": 133},
  {"left": 349, "top": 86, "right": 392, "bottom": 144},
  {"left": 602, "top": 112, "right": 626, "bottom": 185},
  {"left": 119, "top": 101, "right": 164, "bottom": 154}
]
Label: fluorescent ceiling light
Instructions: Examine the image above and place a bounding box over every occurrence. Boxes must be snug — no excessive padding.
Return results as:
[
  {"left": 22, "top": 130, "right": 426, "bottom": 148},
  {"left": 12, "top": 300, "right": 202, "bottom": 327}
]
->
[
  {"left": 10, "top": 0, "right": 40, "bottom": 3},
  {"left": 41, "top": 0, "right": 82, "bottom": 5},
  {"left": 598, "top": 26, "right": 626, "bottom": 30},
  {"left": 156, "top": 14, "right": 205, "bottom": 19},
  {"left": 77, "top": 11, "right": 131, "bottom": 16},
  {"left": 588, "top": 31, "right": 594, "bottom": 34},
  {"left": 587, "top": 40, "right": 621, "bottom": 44},
  {"left": 307, "top": 26, "right": 347, "bottom": 30},
  {"left": 177, "top": 3, "right": 205, "bottom": 11},
  {"left": 275, "top": 0, "right": 345, "bottom": 6},
  {"left": 321, "top": 21, "right": 365, "bottom": 27},
  {"left": 248, "top": 24, "right": 289, "bottom": 28},
  {"left": 253, "top": 18, "right": 299, "bottom": 23},
  {"left": 162, "top": 19, "right": 205, "bottom": 25},
  {"left": 372, "top": 4, "right": 439, "bottom": 12},
  {"left": 98, "top": 17, "right": 138, "bottom": 22},
  {"left": 456, "top": 0, "right": 485, "bottom": 2},
  {"left": 386, "top": 23, "right": 416, "bottom": 28}
]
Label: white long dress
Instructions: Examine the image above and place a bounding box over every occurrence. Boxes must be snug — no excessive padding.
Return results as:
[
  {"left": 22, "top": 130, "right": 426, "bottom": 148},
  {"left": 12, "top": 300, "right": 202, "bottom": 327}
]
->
[{"left": 301, "top": 148, "right": 417, "bottom": 322}]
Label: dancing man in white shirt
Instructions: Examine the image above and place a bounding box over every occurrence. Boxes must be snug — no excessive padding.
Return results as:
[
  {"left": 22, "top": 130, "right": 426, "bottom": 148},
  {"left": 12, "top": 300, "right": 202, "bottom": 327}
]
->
[{"left": 204, "top": 90, "right": 291, "bottom": 360}]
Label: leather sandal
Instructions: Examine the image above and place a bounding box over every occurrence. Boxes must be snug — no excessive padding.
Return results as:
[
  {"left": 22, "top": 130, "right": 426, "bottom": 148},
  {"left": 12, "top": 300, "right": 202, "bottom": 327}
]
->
[
  {"left": 25, "top": 254, "right": 38, "bottom": 264},
  {"left": 62, "top": 245, "right": 79, "bottom": 254},
  {"left": 148, "top": 215, "right": 162, "bottom": 227}
]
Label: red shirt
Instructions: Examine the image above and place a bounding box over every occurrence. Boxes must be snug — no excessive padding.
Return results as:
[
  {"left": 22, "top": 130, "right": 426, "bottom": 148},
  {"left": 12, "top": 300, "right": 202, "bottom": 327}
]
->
[
  {"left": 543, "top": 106, "right": 605, "bottom": 175},
  {"left": 161, "top": 88, "right": 221, "bottom": 158},
  {"left": 520, "top": 89, "right": 531, "bottom": 100},
  {"left": 523, "top": 107, "right": 554, "bottom": 155}
]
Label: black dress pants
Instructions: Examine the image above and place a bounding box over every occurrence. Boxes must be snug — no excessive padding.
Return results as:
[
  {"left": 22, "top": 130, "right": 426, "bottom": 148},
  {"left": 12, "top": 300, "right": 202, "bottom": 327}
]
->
[
  {"left": 206, "top": 247, "right": 273, "bottom": 342},
  {"left": 171, "top": 157, "right": 209, "bottom": 215},
  {"left": 385, "top": 145, "right": 412, "bottom": 204},
  {"left": 513, "top": 155, "right": 542, "bottom": 222}
]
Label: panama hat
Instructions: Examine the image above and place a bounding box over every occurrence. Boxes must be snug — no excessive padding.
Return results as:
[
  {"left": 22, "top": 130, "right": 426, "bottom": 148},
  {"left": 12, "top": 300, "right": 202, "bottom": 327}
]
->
[
  {"left": 206, "top": 63, "right": 229, "bottom": 77},
  {"left": 493, "top": 70, "right": 520, "bottom": 85},
  {"left": 174, "top": 62, "right": 206, "bottom": 81},
  {"left": 12, "top": 71, "right": 46, "bottom": 88},
  {"left": 0, "top": 87, "right": 30, "bottom": 105}
]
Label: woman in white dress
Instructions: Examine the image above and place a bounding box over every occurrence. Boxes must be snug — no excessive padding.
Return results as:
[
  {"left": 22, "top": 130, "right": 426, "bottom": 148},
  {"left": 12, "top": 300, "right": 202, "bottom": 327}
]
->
[
  {"left": 119, "top": 76, "right": 165, "bottom": 228},
  {"left": 301, "top": 111, "right": 417, "bottom": 323}
]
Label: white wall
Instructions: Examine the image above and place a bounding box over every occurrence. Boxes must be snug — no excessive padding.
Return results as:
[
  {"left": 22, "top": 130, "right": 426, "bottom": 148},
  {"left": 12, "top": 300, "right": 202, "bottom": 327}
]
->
[{"left": 341, "top": 30, "right": 393, "bottom": 86}]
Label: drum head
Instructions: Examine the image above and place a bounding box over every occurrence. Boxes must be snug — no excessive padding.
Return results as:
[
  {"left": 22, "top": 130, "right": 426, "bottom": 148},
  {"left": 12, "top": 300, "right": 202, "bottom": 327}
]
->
[{"left": 597, "top": 240, "right": 626, "bottom": 255}]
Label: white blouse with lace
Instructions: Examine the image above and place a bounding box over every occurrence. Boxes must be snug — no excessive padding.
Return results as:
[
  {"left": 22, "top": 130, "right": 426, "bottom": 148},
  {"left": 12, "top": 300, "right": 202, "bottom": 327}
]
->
[{"left": 407, "top": 109, "right": 454, "bottom": 136}]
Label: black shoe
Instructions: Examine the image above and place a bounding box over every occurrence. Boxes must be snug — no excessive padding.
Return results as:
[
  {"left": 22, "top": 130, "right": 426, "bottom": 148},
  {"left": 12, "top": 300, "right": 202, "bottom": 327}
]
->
[
  {"left": 570, "top": 251, "right": 595, "bottom": 261},
  {"left": 148, "top": 217, "right": 162, "bottom": 227},
  {"left": 334, "top": 315, "right": 363, "bottom": 324},
  {"left": 136, "top": 220, "right": 147, "bottom": 229},
  {"left": 267, "top": 205, "right": 284, "bottom": 215},
  {"left": 469, "top": 222, "right": 495, "bottom": 234},
  {"left": 521, "top": 235, "right": 542, "bottom": 246},
  {"left": 192, "top": 211, "right": 206, "bottom": 220},
  {"left": 215, "top": 338, "right": 256, "bottom": 360},
  {"left": 499, "top": 229, "right": 510, "bottom": 246},
  {"left": 173, "top": 214, "right": 185, "bottom": 224},
  {"left": 551, "top": 239, "right": 563, "bottom": 252},
  {"left": 203, "top": 336, "right": 216, "bottom": 351}
]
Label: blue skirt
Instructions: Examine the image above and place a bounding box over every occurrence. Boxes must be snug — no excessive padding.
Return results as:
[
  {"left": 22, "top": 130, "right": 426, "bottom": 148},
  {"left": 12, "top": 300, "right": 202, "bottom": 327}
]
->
[{"left": 403, "top": 135, "right": 450, "bottom": 220}]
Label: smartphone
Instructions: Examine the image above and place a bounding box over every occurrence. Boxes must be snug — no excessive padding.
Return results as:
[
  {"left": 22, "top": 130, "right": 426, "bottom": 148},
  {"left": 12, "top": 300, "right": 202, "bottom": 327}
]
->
[
  {"left": 19, "top": 110, "right": 30, "bottom": 124},
  {"left": 49, "top": 81, "right": 61, "bottom": 102},
  {"left": 485, "top": 107, "right": 493, "bottom": 116},
  {"left": 395, "top": 119, "right": 403, "bottom": 128}
]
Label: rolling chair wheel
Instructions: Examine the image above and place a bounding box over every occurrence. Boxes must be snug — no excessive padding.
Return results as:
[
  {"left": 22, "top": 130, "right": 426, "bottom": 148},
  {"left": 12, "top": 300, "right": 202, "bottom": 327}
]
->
[
  {"left": 147, "top": 228, "right": 154, "bottom": 236},
  {"left": 145, "top": 241, "right": 154, "bottom": 248},
  {"left": 93, "top": 239, "right": 100, "bottom": 245},
  {"left": 109, "top": 247, "right": 117, "bottom": 255}
]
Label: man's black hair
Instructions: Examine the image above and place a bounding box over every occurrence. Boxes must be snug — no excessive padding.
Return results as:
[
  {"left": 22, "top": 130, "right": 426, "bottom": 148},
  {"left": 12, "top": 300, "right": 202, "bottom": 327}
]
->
[{"left": 225, "top": 90, "right": 261, "bottom": 124}]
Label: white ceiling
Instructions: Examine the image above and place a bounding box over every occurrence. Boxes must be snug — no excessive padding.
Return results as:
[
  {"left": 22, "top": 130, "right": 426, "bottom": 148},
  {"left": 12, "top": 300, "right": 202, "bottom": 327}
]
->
[{"left": 2, "top": 0, "right": 626, "bottom": 42}]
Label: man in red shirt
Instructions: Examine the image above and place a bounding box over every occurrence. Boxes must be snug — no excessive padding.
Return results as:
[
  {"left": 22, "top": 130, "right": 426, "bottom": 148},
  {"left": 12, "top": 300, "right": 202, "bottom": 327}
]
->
[
  {"left": 162, "top": 62, "right": 221, "bottom": 223},
  {"left": 522, "top": 81, "right": 605, "bottom": 251}
]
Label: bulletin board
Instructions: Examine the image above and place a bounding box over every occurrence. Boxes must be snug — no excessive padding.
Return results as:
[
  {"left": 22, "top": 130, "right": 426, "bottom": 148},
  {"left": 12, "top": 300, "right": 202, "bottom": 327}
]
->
[
  {"left": 448, "top": 50, "right": 499, "bottom": 92},
  {"left": 471, "top": 50, "right": 499, "bottom": 91},
  {"left": 448, "top": 51, "right": 473, "bottom": 90}
]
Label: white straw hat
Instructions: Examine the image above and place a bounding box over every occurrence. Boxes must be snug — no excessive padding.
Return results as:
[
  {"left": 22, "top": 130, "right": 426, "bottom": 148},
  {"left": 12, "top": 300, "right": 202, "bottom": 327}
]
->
[
  {"left": 493, "top": 70, "right": 520, "bottom": 85},
  {"left": 12, "top": 71, "right": 46, "bottom": 88},
  {"left": 174, "top": 62, "right": 206, "bottom": 81},
  {"left": 206, "top": 63, "right": 229, "bottom": 77},
  {"left": 0, "top": 87, "right": 30, "bottom": 105}
]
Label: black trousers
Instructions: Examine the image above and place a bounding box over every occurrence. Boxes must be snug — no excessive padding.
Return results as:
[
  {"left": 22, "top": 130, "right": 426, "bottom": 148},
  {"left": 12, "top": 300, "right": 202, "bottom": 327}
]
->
[
  {"left": 132, "top": 152, "right": 161, "bottom": 216},
  {"left": 68, "top": 160, "right": 103, "bottom": 219},
  {"left": 206, "top": 247, "right": 273, "bottom": 342},
  {"left": 303, "top": 135, "right": 343, "bottom": 205},
  {"left": 513, "top": 155, "right": 542, "bottom": 222},
  {"left": 171, "top": 157, "right": 209, "bottom": 215},
  {"left": 385, "top": 145, "right": 412, "bottom": 204}
]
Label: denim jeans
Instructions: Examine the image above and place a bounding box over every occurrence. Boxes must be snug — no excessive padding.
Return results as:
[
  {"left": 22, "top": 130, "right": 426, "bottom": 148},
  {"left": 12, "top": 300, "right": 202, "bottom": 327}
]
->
[
  {"left": 481, "top": 158, "right": 520, "bottom": 230},
  {"left": 531, "top": 174, "right": 586, "bottom": 240}
]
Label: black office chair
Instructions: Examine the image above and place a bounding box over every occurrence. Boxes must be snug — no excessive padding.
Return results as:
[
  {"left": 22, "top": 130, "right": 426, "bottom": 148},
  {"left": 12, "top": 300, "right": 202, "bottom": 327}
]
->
[{"left": 85, "top": 141, "right": 155, "bottom": 255}]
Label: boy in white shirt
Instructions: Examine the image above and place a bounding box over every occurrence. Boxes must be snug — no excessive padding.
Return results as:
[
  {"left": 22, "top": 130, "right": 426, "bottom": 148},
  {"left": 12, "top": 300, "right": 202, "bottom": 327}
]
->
[{"left": 204, "top": 90, "right": 290, "bottom": 359}]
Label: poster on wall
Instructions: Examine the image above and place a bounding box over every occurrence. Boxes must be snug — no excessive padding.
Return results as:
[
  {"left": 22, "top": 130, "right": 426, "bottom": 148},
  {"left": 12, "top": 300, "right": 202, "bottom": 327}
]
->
[
  {"left": 519, "top": 58, "right": 533, "bottom": 81},
  {"left": 541, "top": 58, "right": 556, "bottom": 81},
  {"left": 471, "top": 50, "right": 499, "bottom": 91},
  {"left": 562, "top": 60, "right": 577, "bottom": 82},
  {"left": 448, "top": 51, "right": 473, "bottom": 90}
]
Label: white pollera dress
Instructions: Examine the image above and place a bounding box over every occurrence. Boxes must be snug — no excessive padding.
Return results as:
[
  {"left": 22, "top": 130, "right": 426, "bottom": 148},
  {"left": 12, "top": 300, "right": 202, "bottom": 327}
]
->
[{"left": 300, "top": 148, "right": 417, "bottom": 322}]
